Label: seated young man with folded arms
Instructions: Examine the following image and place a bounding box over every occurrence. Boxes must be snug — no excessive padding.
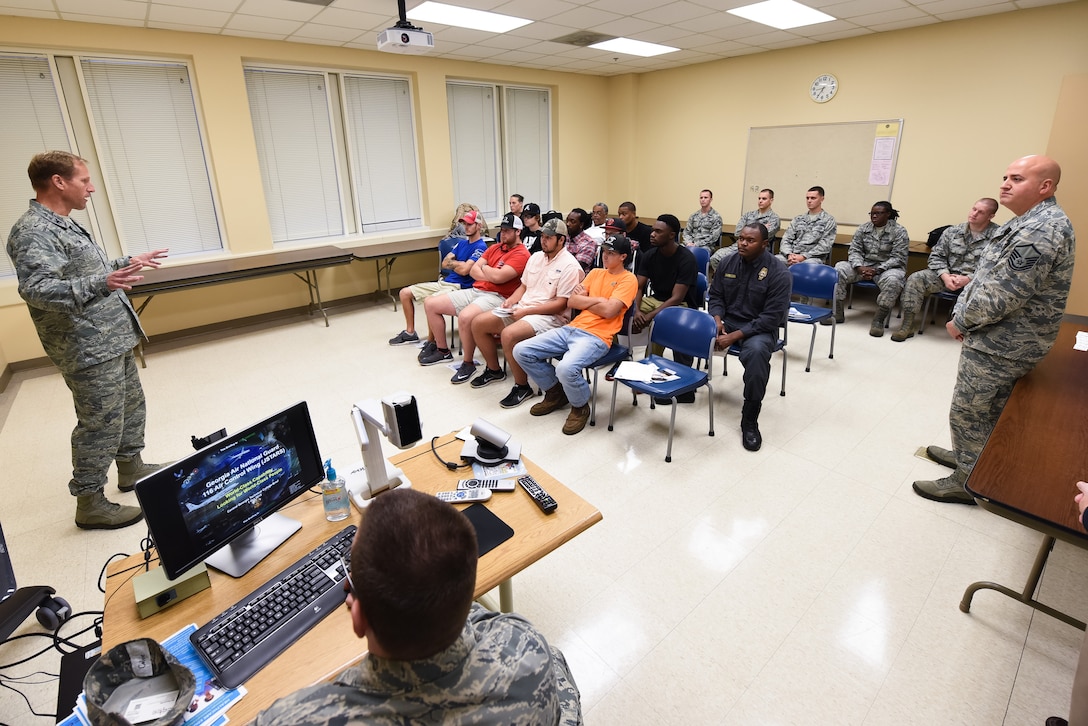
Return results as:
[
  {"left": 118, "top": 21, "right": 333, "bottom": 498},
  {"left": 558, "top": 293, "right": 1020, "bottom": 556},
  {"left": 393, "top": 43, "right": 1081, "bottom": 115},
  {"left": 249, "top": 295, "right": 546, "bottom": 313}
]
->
[
  {"left": 255, "top": 488, "right": 582, "bottom": 725},
  {"left": 389, "top": 210, "right": 487, "bottom": 347},
  {"left": 512, "top": 235, "right": 638, "bottom": 436},
  {"left": 469, "top": 218, "right": 584, "bottom": 404},
  {"left": 419, "top": 213, "right": 530, "bottom": 372}
]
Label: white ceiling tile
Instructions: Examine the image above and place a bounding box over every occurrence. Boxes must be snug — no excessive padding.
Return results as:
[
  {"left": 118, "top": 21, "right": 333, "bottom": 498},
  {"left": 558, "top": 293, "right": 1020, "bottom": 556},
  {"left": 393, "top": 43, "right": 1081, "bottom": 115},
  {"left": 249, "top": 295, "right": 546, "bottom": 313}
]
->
[
  {"left": 504, "top": 20, "right": 579, "bottom": 40},
  {"left": 598, "top": 15, "right": 659, "bottom": 35},
  {"left": 587, "top": 0, "right": 664, "bottom": 12},
  {"left": 934, "top": 2, "right": 1016, "bottom": 17},
  {"left": 221, "top": 27, "right": 289, "bottom": 39},
  {"left": 543, "top": 5, "right": 622, "bottom": 27},
  {"left": 491, "top": 0, "right": 580, "bottom": 20},
  {"left": 915, "top": 0, "right": 1008, "bottom": 13},
  {"left": 488, "top": 49, "right": 548, "bottom": 62},
  {"left": 866, "top": 14, "right": 939, "bottom": 28},
  {"left": 153, "top": 0, "right": 240, "bottom": 11},
  {"left": 329, "top": 0, "right": 402, "bottom": 12},
  {"left": 430, "top": 25, "right": 503, "bottom": 43},
  {"left": 688, "top": 0, "right": 763, "bottom": 8},
  {"left": 227, "top": 14, "right": 303, "bottom": 33},
  {"left": 762, "top": 36, "right": 819, "bottom": 48},
  {"left": 1014, "top": 0, "right": 1077, "bottom": 7},
  {"left": 147, "top": 20, "right": 225, "bottom": 32},
  {"left": 441, "top": 44, "right": 511, "bottom": 58},
  {"left": 236, "top": 0, "right": 322, "bottom": 21},
  {"left": 61, "top": 11, "right": 146, "bottom": 24},
  {"left": 519, "top": 39, "right": 581, "bottom": 54},
  {"left": 633, "top": 24, "right": 700, "bottom": 42},
  {"left": 56, "top": 0, "right": 147, "bottom": 20},
  {"left": 636, "top": 1, "right": 713, "bottom": 23},
  {"left": 821, "top": 0, "right": 912, "bottom": 17},
  {"left": 693, "top": 38, "right": 758, "bottom": 53},
  {"left": 148, "top": 4, "right": 231, "bottom": 27},
  {"left": 485, "top": 33, "right": 531, "bottom": 49},
  {"left": 289, "top": 35, "right": 352, "bottom": 46},
  {"left": 311, "top": 7, "right": 388, "bottom": 28},
  {"left": 672, "top": 11, "right": 749, "bottom": 31},
  {"left": 0, "top": 0, "right": 57, "bottom": 10},
  {"left": 807, "top": 25, "right": 872, "bottom": 39},
  {"left": 291, "top": 23, "right": 366, "bottom": 41},
  {"left": 844, "top": 5, "right": 927, "bottom": 22}
]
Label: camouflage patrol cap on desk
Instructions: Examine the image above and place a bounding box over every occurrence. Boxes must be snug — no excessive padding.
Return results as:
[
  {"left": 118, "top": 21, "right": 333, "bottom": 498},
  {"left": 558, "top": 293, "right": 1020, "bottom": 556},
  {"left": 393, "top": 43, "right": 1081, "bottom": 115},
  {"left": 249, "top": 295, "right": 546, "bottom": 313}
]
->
[{"left": 84, "top": 638, "right": 196, "bottom": 726}]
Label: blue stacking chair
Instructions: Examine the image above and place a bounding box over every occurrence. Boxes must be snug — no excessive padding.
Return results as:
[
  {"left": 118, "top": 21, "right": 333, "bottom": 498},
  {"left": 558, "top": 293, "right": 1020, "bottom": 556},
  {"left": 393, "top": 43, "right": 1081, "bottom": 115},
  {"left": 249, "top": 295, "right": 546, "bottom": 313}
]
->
[
  {"left": 607, "top": 306, "right": 717, "bottom": 463},
  {"left": 695, "top": 271, "right": 708, "bottom": 309},
  {"left": 919, "top": 289, "right": 961, "bottom": 335},
  {"left": 713, "top": 320, "right": 787, "bottom": 396},
  {"left": 690, "top": 245, "right": 711, "bottom": 278},
  {"left": 788, "top": 263, "right": 837, "bottom": 372},
  {"left": 584, "top": 304, "right": 637, "bottom": 427},
  {"left": 847, "top": 279, "right": 900, "bottom": 324}
]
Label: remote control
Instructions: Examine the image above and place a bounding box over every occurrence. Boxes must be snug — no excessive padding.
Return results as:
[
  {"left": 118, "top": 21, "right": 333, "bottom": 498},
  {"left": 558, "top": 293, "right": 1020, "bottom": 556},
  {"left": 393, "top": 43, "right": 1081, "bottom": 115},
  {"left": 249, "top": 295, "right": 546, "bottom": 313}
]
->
[
  {"left": 457, "top": 478, "right": 517, "bottom": 492},
  {"left": 517, "top": 475, "right": 557, "bottom": 514},
  {"left": 436, "top": 489, "right": 492, "bottom": 503}
]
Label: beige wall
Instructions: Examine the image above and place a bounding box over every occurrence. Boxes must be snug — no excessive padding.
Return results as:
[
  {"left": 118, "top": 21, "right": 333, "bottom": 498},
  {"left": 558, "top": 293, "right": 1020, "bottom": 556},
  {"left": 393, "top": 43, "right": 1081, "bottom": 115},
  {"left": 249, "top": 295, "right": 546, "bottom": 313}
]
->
[{"left": 2, "top": 2, "right": 1086, "bottom": 367}]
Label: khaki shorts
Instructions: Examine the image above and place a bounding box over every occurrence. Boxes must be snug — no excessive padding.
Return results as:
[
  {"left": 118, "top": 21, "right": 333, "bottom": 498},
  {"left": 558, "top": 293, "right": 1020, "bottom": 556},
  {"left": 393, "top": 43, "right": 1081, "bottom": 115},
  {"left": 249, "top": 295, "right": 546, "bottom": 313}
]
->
[
  {"left": 446, "top": 288, "right": 504, "bottom": 314},
  {"left": 498, "top": 312, "right": 567, "bottom": 335},
  {"left": 409, "top": 280, "right": 460, "bottom": 303}
]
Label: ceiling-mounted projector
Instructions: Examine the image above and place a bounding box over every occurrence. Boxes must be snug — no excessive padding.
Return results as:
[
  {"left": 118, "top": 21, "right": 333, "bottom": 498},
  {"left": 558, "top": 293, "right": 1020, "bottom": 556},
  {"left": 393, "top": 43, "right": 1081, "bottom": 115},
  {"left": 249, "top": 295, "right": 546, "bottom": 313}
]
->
[{"left": 377, "top": 26, "right": 434, "bottom": 54}]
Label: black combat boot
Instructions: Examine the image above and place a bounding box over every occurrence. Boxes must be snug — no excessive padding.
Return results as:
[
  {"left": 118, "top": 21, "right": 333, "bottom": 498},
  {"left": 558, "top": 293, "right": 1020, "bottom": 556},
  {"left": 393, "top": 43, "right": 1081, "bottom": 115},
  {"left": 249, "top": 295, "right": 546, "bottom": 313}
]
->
[{"left": 741, "top": 400, "right": 762, "bottom": 451}]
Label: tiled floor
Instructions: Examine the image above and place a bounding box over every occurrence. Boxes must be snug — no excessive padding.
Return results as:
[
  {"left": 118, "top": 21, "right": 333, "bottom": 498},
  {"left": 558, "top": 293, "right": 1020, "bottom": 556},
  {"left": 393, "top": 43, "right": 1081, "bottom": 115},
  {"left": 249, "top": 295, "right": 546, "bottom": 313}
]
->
[{"left": 2, "top": 297, "right": 1085, "bottom": 724}]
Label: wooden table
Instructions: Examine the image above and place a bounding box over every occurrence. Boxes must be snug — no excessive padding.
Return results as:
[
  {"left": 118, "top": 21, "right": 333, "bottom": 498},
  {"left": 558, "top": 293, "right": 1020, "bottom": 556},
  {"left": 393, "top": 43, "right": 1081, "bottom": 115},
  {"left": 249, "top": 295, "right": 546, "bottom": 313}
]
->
[
  {"left": 342, "top": 236, "right": 443, "bottom": 310},
  {"left": 101, "top": 432, "right": 601, "bottom": 721},
  {"left": 961, "top": 319, "right": 1088, "bottom": 629},
  {"left": 129, "top": 246, "right": 355, "bottom": 364}
]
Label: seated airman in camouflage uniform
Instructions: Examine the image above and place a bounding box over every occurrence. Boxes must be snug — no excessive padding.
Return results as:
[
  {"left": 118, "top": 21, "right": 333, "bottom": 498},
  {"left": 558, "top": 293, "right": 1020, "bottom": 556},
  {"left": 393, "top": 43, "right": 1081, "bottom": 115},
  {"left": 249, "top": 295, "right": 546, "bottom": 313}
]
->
[
  {"left": 255, "top": 488, "right": 582, "bottom": 726},
  {"left": 891, "top": 198, "right": 999, "bottom": 341},
  {"left": 778, "top": 186, "right": 837, "bottom": 266},
  {"left": 709, "top": 188, "right": 782, "bottom": 276},
  {"left": 915, "top": 156, "right": 1076, "bottom": 505},
  {"left": 6, "top": 151, "right": 167, "bottom": 530},
  {"left": 825, "top": 201, "right": 910, "bottom": 336}
]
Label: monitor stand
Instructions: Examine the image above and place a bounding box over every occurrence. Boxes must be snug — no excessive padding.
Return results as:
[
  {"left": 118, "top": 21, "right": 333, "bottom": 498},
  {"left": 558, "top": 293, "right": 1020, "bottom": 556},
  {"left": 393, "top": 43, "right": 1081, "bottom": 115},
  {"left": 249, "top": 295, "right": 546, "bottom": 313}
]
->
[{"left": 203, "top": 513, "right": 302, "bottom": 578}]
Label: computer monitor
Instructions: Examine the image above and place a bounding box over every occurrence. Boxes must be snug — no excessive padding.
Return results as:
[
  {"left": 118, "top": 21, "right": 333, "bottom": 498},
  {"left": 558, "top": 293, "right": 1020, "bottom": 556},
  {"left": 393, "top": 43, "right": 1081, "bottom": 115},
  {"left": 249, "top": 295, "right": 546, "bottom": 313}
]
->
[{"left": 136, "top": 401, "right": 325, "bottom": 580}]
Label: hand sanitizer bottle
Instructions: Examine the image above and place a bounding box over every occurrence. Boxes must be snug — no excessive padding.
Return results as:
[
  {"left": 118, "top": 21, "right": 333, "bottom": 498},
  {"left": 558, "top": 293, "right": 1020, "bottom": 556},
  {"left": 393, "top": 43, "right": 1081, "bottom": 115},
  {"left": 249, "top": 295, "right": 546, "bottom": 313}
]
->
[{"left": 322, "top": 459, "right": 351, "bottom": 522}]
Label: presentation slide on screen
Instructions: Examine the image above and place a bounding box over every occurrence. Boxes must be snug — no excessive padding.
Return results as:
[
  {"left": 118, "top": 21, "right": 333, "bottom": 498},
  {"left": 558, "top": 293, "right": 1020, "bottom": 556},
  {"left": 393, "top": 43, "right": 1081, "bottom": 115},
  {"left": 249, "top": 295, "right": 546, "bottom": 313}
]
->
[{"left": 179, "top": 414, "right": 304, "bottom": 544}]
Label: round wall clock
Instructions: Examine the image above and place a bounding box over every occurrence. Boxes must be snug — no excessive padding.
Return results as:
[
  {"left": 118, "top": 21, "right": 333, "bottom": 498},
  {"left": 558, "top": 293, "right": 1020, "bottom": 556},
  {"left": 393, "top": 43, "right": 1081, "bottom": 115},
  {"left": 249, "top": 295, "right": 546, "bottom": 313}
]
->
[{"left": 810, "top": 74, "right": 838, "bottom": 103}]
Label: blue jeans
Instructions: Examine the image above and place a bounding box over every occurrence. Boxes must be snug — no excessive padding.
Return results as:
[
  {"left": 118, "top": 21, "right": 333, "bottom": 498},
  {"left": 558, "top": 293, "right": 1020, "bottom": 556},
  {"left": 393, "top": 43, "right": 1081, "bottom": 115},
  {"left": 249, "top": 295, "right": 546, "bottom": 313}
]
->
[{"left": 513, "top": 327, "right": 608, "bottom": 407}]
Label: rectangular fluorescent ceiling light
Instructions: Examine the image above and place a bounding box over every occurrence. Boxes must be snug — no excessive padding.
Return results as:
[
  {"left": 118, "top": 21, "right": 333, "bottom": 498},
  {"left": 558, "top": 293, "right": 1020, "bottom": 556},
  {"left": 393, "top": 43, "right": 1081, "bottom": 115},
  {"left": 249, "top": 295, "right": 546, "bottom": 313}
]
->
[
  {"left": 588, "top": 38, "right": 678, "bottom": 57},
  {"left": 728, "top": 0, "right": 835, "bottom": 30},
  {"left": 407, "top": 2, "right": 531, "bottom": 33}
]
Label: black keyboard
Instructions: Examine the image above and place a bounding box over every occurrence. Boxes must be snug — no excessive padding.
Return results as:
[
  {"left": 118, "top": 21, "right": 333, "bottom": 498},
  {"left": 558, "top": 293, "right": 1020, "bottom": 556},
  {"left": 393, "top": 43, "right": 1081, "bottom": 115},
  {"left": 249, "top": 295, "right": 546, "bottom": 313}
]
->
[{"left": 190, "top": 524, "right": 356, "bottom": 689}]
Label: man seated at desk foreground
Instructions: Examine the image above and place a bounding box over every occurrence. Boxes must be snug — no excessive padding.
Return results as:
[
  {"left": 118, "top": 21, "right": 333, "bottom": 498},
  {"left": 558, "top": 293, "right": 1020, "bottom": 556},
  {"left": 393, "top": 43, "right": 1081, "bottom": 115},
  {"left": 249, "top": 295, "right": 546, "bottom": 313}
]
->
[{"left": 255, "top": 488, "right": 581, "bottom": 725}]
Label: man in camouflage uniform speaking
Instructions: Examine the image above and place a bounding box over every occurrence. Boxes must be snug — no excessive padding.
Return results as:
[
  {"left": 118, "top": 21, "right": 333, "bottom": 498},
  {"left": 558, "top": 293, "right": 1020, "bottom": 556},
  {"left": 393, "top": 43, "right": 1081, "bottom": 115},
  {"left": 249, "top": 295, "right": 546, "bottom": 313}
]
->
[
  {"left": 255, "top": 488, "right": 582, "bottom": 725},
  {"left": 6, "top": 151, "right": 168, "bottom": 530},
  {"left": 914, "top": 155, "right": 1076, "bottom": 504}
]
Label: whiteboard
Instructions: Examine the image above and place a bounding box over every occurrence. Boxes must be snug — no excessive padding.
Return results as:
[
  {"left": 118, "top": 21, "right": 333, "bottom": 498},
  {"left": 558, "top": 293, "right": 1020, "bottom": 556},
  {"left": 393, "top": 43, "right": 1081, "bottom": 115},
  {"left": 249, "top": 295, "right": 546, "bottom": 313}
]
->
[{"left": 741, "top": 120, "right": 903, "bottom": 227}]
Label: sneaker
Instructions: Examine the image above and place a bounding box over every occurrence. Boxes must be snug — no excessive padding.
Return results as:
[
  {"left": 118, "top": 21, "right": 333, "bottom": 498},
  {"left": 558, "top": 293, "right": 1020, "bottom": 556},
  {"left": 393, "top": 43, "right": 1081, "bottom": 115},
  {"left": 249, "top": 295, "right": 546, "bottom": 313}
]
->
[
  {"left": 470, "top": 368, "right": 507, "bottom": 388},
  {"left": 450, "top": 361, "right": 477, "bottom": 384},
  {"left": 562, "top": 404, "right": 591, "bottom": 435},
  {"left": 500, "top": 385, "right": 536, "bottom": 409},
  {"left": 389, "top": 330, "right": 419, "bottom": 346},
  {"left": 417, "top": 340, "right": 437, "bottom": 362},
  {"left": 912, "top": 472, "right": 975, "bottom": 505},
  {"left": 419, "top": 347, "right": 453, "bottom": 366}
]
